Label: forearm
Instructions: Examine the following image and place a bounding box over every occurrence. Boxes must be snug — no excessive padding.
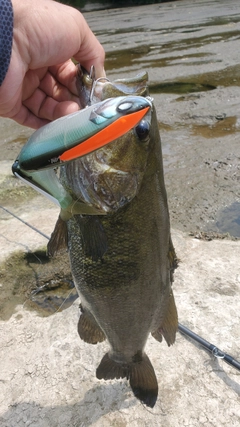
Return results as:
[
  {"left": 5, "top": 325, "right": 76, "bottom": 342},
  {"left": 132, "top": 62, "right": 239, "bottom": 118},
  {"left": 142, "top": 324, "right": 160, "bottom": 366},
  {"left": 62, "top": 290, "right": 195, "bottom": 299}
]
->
[{"left": 0, "top": 0, "right": 13, "bottom": 85}]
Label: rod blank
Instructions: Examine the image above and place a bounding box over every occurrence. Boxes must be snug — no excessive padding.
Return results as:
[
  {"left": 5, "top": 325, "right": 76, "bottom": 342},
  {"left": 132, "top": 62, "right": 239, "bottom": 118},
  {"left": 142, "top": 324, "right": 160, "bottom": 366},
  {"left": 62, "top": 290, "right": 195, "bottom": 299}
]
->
[{"left": 178, "top": 323, "right": 240, "bottom": 372}]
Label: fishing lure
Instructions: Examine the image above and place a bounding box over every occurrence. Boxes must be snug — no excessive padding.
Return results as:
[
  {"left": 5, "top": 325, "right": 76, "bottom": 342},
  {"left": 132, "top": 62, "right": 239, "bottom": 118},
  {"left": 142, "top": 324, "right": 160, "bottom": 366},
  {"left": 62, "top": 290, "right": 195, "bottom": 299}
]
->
[{"left": 12, "top": 95, "right": 151, "bottom": 213}]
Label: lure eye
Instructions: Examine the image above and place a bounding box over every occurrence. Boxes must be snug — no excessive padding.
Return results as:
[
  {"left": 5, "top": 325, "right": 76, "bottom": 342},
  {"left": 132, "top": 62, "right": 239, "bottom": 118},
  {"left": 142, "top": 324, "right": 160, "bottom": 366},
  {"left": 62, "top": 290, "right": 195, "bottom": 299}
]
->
[
  {"left": 135, "top": 119, "right": 150, "bottom": 141},
  {"left": 117, "top": 102, "right": 133, "bottom": 112}
]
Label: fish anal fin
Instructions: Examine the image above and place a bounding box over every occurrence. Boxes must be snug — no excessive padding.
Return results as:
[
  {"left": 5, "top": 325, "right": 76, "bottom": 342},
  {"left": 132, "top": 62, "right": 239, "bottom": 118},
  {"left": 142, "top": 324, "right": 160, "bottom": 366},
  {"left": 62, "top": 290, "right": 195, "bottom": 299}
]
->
[
  {"left": 78, "top": 305, "right": 105, "bottom": 344},
  {"left": 96, "top": 352, "right": 158, "bottom": 408},
  {"left": 152, "top": 291, "right": 178, "bottom": 347},
  {"left": 47, "top": 215, "right": 68, "bottom": 257}
]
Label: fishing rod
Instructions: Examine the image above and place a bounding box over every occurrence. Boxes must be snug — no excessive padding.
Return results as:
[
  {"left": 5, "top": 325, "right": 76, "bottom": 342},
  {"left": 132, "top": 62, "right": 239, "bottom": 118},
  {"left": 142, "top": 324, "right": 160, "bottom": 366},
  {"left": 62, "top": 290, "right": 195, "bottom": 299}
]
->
[{"left": 179, "top": 323, "right": 240, "bottom": 372}]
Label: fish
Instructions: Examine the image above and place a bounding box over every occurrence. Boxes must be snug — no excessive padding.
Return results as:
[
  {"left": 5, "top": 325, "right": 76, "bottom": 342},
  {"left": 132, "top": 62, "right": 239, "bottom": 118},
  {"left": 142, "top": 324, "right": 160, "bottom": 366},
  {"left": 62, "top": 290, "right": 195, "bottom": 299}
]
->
[{"left": 48, "top": 65, "right": 178, "bottom": 408}]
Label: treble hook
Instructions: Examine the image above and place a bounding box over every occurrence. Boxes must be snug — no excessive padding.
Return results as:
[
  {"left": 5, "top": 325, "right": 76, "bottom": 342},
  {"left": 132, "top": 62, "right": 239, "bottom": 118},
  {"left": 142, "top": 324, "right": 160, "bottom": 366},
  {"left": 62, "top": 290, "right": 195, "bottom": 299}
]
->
[{"left": 88, "top": 65, "right": 110, "bottom": 105}]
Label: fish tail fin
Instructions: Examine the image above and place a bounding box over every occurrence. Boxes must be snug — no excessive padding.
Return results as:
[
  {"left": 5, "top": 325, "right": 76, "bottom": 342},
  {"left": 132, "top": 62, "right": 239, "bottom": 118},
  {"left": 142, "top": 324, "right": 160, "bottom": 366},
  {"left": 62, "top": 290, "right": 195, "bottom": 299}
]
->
[
  {"left": 130, "top": 353, "right": 158, "bottom": 408},
  {"left": 152, "top": 291, "right": 178, "bottom": 346},
  {"left": 47, "top": 215, "right": 68, "bottom": 257},
  {"left": 96, "top": 352, "right": 158, "bottom": 408}
]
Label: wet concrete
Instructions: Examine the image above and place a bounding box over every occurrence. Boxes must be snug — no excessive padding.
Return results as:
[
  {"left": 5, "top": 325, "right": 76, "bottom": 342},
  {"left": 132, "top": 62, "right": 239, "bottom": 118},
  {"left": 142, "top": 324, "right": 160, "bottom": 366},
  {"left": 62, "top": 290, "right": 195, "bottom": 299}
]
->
[
  {"left": 91, "top": 0, "right": 240, "bottom": 238},
  {"left": 0, "top": 246, "right": 77, "bottom": 321}
]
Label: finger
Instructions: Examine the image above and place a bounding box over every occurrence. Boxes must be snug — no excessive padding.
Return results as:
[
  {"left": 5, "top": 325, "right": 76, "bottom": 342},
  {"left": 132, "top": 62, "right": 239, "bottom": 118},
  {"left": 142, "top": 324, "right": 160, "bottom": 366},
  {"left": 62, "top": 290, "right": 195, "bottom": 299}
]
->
[
  {"left": 0, "top": 89, "right": 47, "bottom": 129},
  {"left": 23, "top": 87, "right": 80, "bottom": 121},
  {"left": 48, "top": 60, "right": 79, "bottom": 96},
  {"left": 7, "top": 104, "right": 50, "bottom": 129},
  {"left": 74, "top": 41, "right": 106, "bottom": 79},
  {"left": 25, "top": 2, "right": 106, "bottom": 78},
  {"left": 39, "top": 70, "right": 81, "bottom": 105},
  {"left": 11, "top": 96, "right": 81, "bottom": 129},
  {"left": 22, "top": 68, "right": 47, "bottom": 102},
  {"left": 39, "top": 98, "right": 80, "bottom": 121},
  {"left": 70, "top": 14, "right": 106, "bottom": 79},
  {"left": 22, "top": 67, "right": 80, "bottom": 105}
]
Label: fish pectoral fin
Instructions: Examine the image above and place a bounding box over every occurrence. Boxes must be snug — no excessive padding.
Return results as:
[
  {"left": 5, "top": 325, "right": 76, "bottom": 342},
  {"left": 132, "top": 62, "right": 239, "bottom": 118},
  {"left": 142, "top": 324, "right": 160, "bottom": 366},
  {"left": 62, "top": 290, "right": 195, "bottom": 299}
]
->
[
  {"left": 47, "top": 216, "right": 68, "bottom": 257},
  {"left": 76, "top": 215, "right": 108, "bottom": 261},
  {"left": 152, "top": 291, "right": 178, "bottom": 347},
  {"left": 151, "top": 329, "right": 163, "bottom": 343},
  {"left": 96, "top": 352, "right": 158, "bottom": 408},
  {"left": 78, "top": 305, "right": 105, "bottom": 344}
]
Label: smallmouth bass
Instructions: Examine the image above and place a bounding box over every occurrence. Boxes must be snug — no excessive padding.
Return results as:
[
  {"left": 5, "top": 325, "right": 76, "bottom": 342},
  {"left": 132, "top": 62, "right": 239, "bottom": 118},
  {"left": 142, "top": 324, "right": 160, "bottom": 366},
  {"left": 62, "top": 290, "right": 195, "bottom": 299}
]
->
[{"left": 49, "top": 66, "right": 178, "bottom": 408}]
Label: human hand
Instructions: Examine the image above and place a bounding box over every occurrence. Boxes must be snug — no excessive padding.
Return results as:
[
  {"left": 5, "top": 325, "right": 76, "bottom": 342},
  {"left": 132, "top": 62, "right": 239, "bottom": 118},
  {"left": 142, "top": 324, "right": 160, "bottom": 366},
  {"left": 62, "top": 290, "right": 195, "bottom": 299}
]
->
[{"left": 0, "top": 0, "right": 105, "bottom": 129}]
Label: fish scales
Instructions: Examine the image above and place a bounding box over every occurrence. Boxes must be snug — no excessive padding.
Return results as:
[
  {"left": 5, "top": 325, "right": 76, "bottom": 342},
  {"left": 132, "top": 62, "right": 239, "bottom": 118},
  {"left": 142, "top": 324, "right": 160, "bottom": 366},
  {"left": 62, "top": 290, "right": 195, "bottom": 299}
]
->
[{"left": 49, "top": 66, "right": 178, "bottom": 408}]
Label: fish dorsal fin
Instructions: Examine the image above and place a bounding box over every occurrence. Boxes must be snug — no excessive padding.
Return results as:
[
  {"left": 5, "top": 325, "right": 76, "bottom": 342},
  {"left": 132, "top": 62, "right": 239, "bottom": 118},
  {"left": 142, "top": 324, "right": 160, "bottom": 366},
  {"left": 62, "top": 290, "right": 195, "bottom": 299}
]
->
[
  {"left": 102, "top": 82, "right": 148, "bottom": 99},
  {"left": 101, "top": 71, "right": 149, "bottom": 99}
]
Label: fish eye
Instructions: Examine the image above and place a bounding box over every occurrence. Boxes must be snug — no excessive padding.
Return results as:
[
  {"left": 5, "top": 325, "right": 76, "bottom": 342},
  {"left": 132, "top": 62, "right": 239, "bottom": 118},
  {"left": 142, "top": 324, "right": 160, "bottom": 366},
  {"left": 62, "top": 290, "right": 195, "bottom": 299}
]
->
[{"left": 135, "top": 119, "right": 150, "bottom": 141}]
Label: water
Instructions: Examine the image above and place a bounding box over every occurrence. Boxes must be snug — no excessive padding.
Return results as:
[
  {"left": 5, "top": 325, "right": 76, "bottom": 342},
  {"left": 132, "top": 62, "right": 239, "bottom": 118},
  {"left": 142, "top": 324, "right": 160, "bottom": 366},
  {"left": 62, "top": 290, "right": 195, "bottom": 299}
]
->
[
  {"left": 216, "top": 202, "right": 240, "bottom": 238},
  {"left": 83, "top": 0, "right": 240, "bottom": 238}
]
